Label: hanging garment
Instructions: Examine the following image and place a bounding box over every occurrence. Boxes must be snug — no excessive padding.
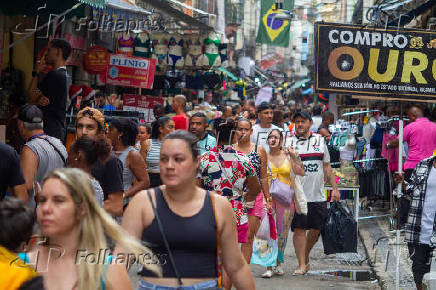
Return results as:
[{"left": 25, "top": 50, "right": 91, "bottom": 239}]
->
[
  {"left": 133, "top": 35, "right": 151, "bottom": 58},
  {"left": 117, "top": 35, "right": 134, "bottom": 56}
]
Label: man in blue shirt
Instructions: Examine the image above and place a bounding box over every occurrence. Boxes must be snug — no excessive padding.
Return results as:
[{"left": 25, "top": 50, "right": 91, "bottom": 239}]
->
[{"left": 189, "top": 112, "right": 216, "bottom": 155}]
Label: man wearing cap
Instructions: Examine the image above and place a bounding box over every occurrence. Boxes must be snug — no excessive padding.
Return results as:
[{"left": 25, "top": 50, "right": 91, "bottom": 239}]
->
[
  {"left": 287, "top": 110, "right": 339, "bottom": 275},
  {"left": 76, "top": 107, "right": 124, "bottom": 217},
  {"left": 250, "top": 102, "right": 279, "bottom": 152},
  {"left": 28, "top": 38, "right": 72, "bottom": 142},
  {"left": 18, "top": 105, "right": 67, "bottom": 209}
]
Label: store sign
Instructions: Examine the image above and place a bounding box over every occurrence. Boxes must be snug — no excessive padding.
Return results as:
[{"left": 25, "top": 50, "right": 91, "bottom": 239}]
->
[
  {"left": 84, "top": 45, "right": 109, "bottom": 74},
  {"left": 123, "top": 94, "right": 164, "bottom": 122},
  {"left": 314, "top": 22, "right": 436, "bottom": 100},
  {"left": 107, "top": 55, "right": 156, "bottom": 89}
]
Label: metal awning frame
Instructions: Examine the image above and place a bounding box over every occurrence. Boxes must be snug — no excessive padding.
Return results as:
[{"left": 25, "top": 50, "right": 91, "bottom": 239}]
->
[{"left": 144, "top": 0, "right": 213, "bottom": 31}]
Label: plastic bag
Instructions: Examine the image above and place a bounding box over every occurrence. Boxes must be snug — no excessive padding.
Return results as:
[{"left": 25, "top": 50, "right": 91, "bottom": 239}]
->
[
  {"left": 250, "top": 237, "right": 278, "bottom": 267},
  {"left": 321, "top": 202, "right": 357, "bottom": 255},
  {"left": 256, "top": 211, "right": 277, "bottom": 240}
]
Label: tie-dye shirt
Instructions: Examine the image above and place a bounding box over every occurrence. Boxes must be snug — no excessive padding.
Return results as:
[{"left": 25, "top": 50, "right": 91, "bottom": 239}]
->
[{"left": 199, "top": 145, "right": 256, "bottom": 226}]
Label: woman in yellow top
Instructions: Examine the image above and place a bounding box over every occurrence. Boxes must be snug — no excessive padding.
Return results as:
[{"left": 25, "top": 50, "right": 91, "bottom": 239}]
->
[{"left": 262, "top": 129, "right": 305, "bottom": 278}]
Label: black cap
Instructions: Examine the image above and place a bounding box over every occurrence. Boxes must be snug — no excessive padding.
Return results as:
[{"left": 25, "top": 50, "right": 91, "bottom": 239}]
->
[
  {"left": 293, "top": 110, "right": 312, "bottom": 121},
  {"left": 18, "top": 104, "right": 43, "bottom": 123},
  {"left": 257, "top": 102, "right": 272, "bottom": 113}
]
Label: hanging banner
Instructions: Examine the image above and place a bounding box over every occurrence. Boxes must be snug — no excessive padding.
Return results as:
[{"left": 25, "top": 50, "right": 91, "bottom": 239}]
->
[
  {"left": 314, "top": 22, "right": 436, "bottom": 100},
  {"left": 256, "top": 0, "right": 293, "bottom": 47},
  {"left": 84, "top": 45, "right": 109, "bottom": 74},
  {"left": 107, "top": 55, "right": 156, "bottom": 89},
  {"left": 123, "top": 94, "right": 164, "bottom": 122}
]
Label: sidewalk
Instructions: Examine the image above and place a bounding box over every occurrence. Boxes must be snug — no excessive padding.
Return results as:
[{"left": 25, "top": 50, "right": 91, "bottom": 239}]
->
[
  {"left": 358, "top": 211, "right": 415, "bottom": 289},
  {"left": 251, "top": 229, "right": 379, "bottom": 289}
]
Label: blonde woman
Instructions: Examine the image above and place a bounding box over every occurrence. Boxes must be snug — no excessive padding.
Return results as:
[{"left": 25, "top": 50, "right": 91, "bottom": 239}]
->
[{"left": 26, "top": 168, "right": 159, "bottom": 290}]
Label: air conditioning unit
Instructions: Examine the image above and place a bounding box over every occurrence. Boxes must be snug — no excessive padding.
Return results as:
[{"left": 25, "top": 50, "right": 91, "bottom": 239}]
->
[{"left": 208, "top": 14, "right": 216, "bottom": 28}]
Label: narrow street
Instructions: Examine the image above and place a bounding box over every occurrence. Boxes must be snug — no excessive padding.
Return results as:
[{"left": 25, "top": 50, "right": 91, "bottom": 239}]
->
[{"left": 130, "top": 228, "right": 380, "bottom": 289}]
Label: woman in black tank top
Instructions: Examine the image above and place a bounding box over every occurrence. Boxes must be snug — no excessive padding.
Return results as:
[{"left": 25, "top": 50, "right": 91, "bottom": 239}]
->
[{"left": 118, "top": 130, "right": 255, "bottom": 289}]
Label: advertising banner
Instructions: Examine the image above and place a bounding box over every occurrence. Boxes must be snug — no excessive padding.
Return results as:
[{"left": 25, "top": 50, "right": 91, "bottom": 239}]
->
[
  {"left": 314, "top": 22, "right": 436, "bottom": 100},
  {"left": 123, "top": 94, "right": 164, "bottom": 122},
  {"left": 84, "top": 45, "right": 109, "bottom": 74},
  {"left": 107, "top": 55, "right": 156, "bottom": 89}
]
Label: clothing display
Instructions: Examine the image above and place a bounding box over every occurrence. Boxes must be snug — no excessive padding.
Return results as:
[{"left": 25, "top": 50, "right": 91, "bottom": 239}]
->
[
  {"left": 133, "top": 34, "right": 151, "bottom": 58},
  {"left": 117, "top": 34, "right": 134, "bottom": 55}
]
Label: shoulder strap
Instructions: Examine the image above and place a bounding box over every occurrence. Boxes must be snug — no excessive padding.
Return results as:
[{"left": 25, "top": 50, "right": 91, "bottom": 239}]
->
[
  {"left": 38, "top": 136, "right": 66, "bottom": 166},
  {"left": 146, "top": 188, "right": 184, "bottom": 287},
  {"left": 209, "top": 192, "right": 222, "bottom": 287}
]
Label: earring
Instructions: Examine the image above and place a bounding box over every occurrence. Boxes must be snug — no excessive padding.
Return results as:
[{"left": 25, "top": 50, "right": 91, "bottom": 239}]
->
[{"left": 74, "top": 158, "right": 79, "bottom": 161}]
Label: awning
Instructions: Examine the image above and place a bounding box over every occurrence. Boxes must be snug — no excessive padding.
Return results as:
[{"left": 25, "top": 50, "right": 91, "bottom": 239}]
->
[
  {"left": 217, "top": 67, "right": 238, "bottom": 81},
  {"left": 0, "top": 0, "right": 102, "bottom": 16},
  {"left": 105, "top": 0, "right": 151, "bottom": 15},
  {"left": 253, "top": 66, "right": 269, "bottom": 80},
  {"left": 146, "top": 0, "right": 213, "bottom": 30},
  {"left": 78, "top": 0, "right": 105, "bottom": 8},
  {"left": 290, "top": 78, "right": 310, "bottom": 89},
  {"left": 387, "top": 0, "right": 436, "bottom": 26}
]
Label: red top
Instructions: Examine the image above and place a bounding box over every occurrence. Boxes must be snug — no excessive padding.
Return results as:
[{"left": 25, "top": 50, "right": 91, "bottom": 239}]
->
[{"left": 172, "top": 114, "right": 189, "bottom": 130}]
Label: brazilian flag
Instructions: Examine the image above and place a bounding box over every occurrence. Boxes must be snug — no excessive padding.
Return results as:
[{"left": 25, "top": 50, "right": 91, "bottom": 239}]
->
[{"left": 256, "top": 0, "right": 294, "bottom": 47}]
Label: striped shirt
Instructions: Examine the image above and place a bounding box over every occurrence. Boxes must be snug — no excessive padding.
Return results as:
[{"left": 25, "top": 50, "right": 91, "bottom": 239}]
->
[{"left": 147, "top": 139, "right": 162, "bottom": 173}]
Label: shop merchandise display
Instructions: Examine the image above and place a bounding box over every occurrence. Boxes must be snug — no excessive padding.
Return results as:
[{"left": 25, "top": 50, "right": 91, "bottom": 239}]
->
[
  {"left": 117, "top": 32, "right": 134, "bottom": 56},
  {"left": 185, "top": 36, "right": 203, "bottom": 67},
  {"left": 133, "top": 33, "right": 152, "bottom": 58},
  {"left": 166, "top": 36, "right": 185, "bottom": 68}
]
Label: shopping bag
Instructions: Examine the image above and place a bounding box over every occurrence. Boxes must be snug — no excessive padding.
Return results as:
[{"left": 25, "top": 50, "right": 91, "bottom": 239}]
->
[
  {"left": 250, "top": 237, "right": 278, "bottom": 267},
  {"left": 256, "top": 210, "right": 277, "bottom": 240},
  {"left": 321, "top": 202, "right": 357, "bottom": 255},
  {"left": 256, "top": 213, "right": 270, "bottom": 240}
]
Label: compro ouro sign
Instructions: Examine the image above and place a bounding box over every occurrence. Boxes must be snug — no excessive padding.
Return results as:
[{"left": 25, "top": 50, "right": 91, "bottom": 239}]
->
[{"left": 314, "top": 22, "right": 436, "bottom": 100}]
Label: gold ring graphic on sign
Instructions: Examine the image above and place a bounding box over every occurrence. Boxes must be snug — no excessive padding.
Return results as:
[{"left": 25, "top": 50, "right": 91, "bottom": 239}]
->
[{"left": 328, "top": 46, "right": 364, "bottom": 80}]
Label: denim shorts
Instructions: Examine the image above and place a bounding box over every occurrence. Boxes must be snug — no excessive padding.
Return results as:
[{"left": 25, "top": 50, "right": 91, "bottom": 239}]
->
[{"left": 138, "top": 279, "right": 218, "bottom": 290}]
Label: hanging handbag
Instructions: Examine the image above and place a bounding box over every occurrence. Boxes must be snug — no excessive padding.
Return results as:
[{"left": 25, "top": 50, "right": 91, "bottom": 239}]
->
[
  {"left": 268, "top": 163, "right": 294, "bottom": 207},
  {"left": 146, "top": 188, "right": 223, "bottom": 290}
]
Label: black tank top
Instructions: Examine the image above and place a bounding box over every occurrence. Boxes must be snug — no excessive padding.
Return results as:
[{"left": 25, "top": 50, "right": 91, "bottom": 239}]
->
[{"left": 141, "top": 187, "right": 218, "bottom": 278}]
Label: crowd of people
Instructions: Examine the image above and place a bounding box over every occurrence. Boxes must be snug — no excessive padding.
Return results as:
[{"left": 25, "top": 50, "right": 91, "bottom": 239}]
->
[
  {"left": 2, "top": 55, "right": 436, "bottom": 290},
  {"left": 0, "top": 93, "right": 344, "bottom": 290}
]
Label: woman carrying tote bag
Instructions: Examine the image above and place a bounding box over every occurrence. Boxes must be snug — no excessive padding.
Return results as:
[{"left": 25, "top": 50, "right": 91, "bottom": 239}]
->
[{"left": 262, "top": 129, "right": 305, "bottom": 278}]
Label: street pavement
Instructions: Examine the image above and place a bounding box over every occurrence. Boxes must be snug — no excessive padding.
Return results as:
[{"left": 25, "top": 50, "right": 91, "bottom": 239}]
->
[
  {"left": 129, "top": 228, "right": 380, "bottom": 289},
  {"left": 358, "top": 204, "right": 415, "bottom": 290}
]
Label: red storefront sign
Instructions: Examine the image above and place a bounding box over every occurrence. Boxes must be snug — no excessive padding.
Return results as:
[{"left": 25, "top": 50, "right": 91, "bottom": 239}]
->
[
  {"left": 123, "top": 94, "right": 164, "bottom": 122},
  {"left": 123, "top": 94, "right": 163, "bottom": 111},
  {"left": 107, "top": 55, "right": 156, "bottom": 89},
  {"left": 84, "top": 45, "right": 109, "bottom": 74}
]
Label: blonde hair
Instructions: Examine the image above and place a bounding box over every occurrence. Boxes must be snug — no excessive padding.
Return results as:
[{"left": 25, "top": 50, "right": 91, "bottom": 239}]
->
[{"left": 42, "top": 168, "right": 160, "bottom": 290}]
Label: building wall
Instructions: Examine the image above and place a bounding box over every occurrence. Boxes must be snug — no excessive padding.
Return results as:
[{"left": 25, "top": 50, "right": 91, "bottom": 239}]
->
[{"left": 2, "top": 32, "right": 34, "bottom": 90}]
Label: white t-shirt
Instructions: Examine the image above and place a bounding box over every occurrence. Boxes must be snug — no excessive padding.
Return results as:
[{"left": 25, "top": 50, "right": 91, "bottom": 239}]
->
[
  {"left": 310, "top": 116, "right": 322, "bottom": 133},
  {"left": 287, "top": 133, "right": 330, "bottom": 202},
  {"left": 420, "top": 166, "right": 436, "bottom": 245},
  {"left": 250, "top": 124, "right": 280, "bottom": 152}
]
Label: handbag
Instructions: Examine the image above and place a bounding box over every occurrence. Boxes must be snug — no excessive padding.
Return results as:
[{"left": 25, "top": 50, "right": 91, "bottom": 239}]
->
[
  {"left": 288, "top": 157, "right": 308, "bottom": 215},
  {"left": 146, "top": 188, "right": 223, "bottom": 290},
  {"left": 268, "top": 163, "right": 293, "bottom": 207}
]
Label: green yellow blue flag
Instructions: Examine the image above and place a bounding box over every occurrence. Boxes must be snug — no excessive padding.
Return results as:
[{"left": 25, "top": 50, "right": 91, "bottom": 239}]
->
[{"left": 256, "top": 0, "right": 293, "bottom": 47}]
